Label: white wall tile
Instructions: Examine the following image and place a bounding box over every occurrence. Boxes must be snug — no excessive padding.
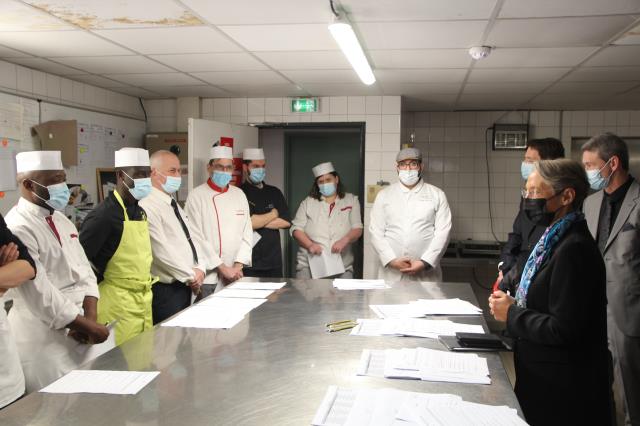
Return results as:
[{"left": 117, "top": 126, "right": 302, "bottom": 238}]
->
[
  {"left": 381, "top": 133, "right": 400, "bottom": 152},
  {"left": 365, "top": 151, "right": 382, "bottom": 170},
  {"left": 213, "top": 98, "right": 231, "bottom": 117},
  {"left": 60, "top": 78, "right": 73, "bottom": 102},
  {"left": 16, "top": 66, "right": 32, "bottom": 94},
  {"left": 247, "top": 97, "right": 265, "bottom": 116},
  {"left": 0, "top": 61, "right": 16, "bottom": 90},
  {"left": 365, "top": 96, "right": 382, "bottom": 115},
  {"left": 329, "top": 96, "right": 348, "bottom": 115},
  {"left": 348, "top": 96, "right": 366, "bottom": 114},
  {"left": 265, "top": 97, "right": 283, "bottom": 115},
  {"left": 365, "top": 115, "right": 382, "bottom": 133},
  {"left": 382, "top": 96, "right": 401, "bottom": 115},
  {"left": 365, "top": 133, "right": 381, "bottom": 151},
  {"left": 230, "top": 98, "right": 248, "bottom": 116},
  {"left": 381, "top": 115, "right": 400, "bottom": 133},
  {"left": 32, "top": 70, "right": 47, "bottom": 96},
  {"left": 46, "top": 74, "right": 61, "bottom": 100}
]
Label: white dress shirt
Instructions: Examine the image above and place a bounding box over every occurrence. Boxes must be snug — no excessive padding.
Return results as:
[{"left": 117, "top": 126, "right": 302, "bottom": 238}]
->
[
  {"left": 140, "top": 187, "right": 208, "bottom": 284},
  {"left": 369, "top": 180, "right": 452, "bottom": 282},
  {"left": 5, "top": 197, "right": 100, "bottom": 391},
  {"left": 290, "top": 193, "right": 363, "bottom": 271},
  {"left": 185, "top": 182, "right": 253, "bottom": 285}
]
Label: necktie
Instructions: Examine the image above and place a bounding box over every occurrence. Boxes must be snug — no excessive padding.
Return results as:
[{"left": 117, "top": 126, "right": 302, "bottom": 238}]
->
[
  {"left": 597, "top": 198, "right": 613, "bottom": 253},
  {"left": 45, "top": 216, "right": 62, "bottom": 246},
  {"left": 171, "top": 199, "right": 198, "bottom": 264}
]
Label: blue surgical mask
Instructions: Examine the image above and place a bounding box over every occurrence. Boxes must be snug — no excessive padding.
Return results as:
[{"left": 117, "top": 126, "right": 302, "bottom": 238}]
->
[
  {"left": 212, "top": 171, "right": 232, "bottom": 188},
  {"left": 586, "top": 158, "right": 612, "bottom": 191},
  {"left": 123, "top": 171, "right": 152, "bottom": 200},
  {"left": 249, "top": 168, "right": 266, "bottom": 184},
  {"left": 319, "top": 182, "right": 336, "bottom": 197},
  {"left": 32, "top": 181, "right": 71, "bottom": 211},
  {"left": 521, "top": 162, "right": 535, "bottom": 180},
  {"left": 160, "top": 173, "right": 181, "bottom": 194}
]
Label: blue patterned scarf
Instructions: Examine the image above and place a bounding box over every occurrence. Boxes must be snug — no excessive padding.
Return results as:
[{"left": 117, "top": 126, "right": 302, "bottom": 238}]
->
[{"left": 515, "top": 210, "right": 585, "bottom": 308}]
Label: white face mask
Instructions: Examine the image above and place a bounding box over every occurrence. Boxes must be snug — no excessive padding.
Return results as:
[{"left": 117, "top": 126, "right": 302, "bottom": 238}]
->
[{"left": 398, "top": 170, "right": 420, "bottom": 186}]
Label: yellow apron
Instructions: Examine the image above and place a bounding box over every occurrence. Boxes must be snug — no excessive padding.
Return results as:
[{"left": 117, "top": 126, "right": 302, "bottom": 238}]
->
[{"left": 97, "top": 190, "right": 157, "bottom": 346}]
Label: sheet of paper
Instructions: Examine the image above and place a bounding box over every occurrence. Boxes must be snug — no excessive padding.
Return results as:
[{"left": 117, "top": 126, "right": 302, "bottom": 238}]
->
[
  {"left": 351, "top": 319, "right": 484, "bottom": 339},
  {"left": 197, "top": 295, "right": 267, "bottom": 312},
  {"left": 252, "top": 231, "right": 262, "bottom": 248},
  {"left": 40, "top": 370, "right": 160, "bottom": 395},
  {"left": 203, "top": 272, "right": 218, "bottom": 285},
  {"left": 212, "top": 288, "right": 274, "bottom": 299},
  {"left": 308, "top": 251, "right": 345, "bottom": 279},
  {"left": 370, "top": 304, "right": 425, "bottom": 319},
  {"left": 161, "top": 305, "right": 245, "bottom": 329},
  {"left": 230, "top": 281, "right": 286, "bottom": 290},
  {"left": 74, "top": 322, "right": 117, "bottom": 363},
  {"left": 410, "top": 298, "right": 482, "bottom": 316},
  {"left": 333, "top": 279, "right": 390, "bottom": 290}
]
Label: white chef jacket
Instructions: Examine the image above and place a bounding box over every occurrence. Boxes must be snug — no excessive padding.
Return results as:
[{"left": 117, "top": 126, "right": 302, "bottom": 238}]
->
[
  {"left": 290, "top": 193, "right": 363, "bottom": 272},
  {"left": 0, "top": 298, "right": 24, "bottom": 408},
  {"left": 185, "top": 181, "right": 252, "bottom": 286},
  {"left": 5, "top": 197, "right": 100, "bottom": 392},
  {"left": 140, "top": 187, "right": 208, "bottom": 284},
  {"left": 369, "top": 180, "right": 452, "bottom": 282}
]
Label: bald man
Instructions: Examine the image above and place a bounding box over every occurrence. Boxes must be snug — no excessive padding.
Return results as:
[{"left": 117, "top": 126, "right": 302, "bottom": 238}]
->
[
  {"left": 140, "top": 150, "right": 208, "bottom": 324},
  {"left": 5, "top": 151, "right": 108, "bottom": 392}
]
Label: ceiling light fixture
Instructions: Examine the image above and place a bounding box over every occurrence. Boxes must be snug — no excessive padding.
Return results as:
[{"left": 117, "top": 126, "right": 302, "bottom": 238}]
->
[
  {"left": 468, "top": 46, "right": 493, "bottom": 60},
  {"left": 328, "top": 0, "right": 376, "bottom": 85}
]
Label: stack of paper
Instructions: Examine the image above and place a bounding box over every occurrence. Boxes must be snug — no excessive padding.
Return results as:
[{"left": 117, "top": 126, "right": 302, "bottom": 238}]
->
[
  {"left": 230, "top": 281, "right": 286, "bottom": 290},
  {"left": 312, "top": 386, "right": 527, "bottom": 426},
  {"left": 308, "top": 251, "right": 345, "bottom": 278},
  {"left": 357, "top": 347, "right": 490, "bottom": 384},
  {"left": 371, "top": 298, "right": 482, "bottom": 319},
  {"left": 332, "top": 279, "right": 390, "bottom": 290},
  {"left": 350, "top": 318, "right": 484, "bottom": 338},
  {"left": 162, "top": 296, "right": 267, "bottom": 329},
  {"left": 213, "top": 288, "right": 275, "bottom": 299},
  {"left": 40, "top": 370, "right": 160, "bottom": 395}
]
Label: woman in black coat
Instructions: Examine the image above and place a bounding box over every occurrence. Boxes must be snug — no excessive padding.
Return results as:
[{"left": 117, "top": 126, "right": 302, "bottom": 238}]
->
[{"left": 489, "top": 159, "right": 611, "bottom": 426}]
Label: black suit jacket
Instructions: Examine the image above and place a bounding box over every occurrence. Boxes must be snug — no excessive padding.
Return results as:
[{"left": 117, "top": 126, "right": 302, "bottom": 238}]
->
[
  {"left": 499, "top": 200, "right": 547, "bottom": 292},
  {"left": 506, "top": 220, "right": 611, "bottom": 426}
]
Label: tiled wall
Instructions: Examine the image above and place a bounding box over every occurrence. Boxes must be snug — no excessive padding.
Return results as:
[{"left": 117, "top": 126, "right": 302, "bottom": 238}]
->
[
  {"left": 0, "top": 59, "right": 144, "bottom": 120},
  {"left": 144, "top": 95, "right": 401, "bottom": 279},
  {"left": 402, "top": 109, "right": 640, "bottom": 242}
]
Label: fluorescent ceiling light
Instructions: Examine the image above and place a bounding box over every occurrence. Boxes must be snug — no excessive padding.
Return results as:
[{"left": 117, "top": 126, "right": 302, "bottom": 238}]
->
[{"left": 328, "top": 15, "right": 375, "bottom": 85}]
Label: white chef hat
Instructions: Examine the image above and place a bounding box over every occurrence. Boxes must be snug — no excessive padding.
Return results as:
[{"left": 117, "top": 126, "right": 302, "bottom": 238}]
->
[
  {"left": 16, "top": 150, "right": 63, "bottom": 173},
  {"left": 210, "top": 146, "right": 233, "bottom": 160},
  {"left": 115, "top": 147, "right": 150, "bottom": 167},
  {"left": 242, "top": 148, "right": 265, "bottom": 161},
  {"left": 312, "top": 162, "right": 335, "bottom": 178}
]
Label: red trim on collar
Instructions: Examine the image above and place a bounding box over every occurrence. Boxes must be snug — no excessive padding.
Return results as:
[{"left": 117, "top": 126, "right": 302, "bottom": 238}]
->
[{"left": 207, "top": 178, "right": 229, "bottom": 193}]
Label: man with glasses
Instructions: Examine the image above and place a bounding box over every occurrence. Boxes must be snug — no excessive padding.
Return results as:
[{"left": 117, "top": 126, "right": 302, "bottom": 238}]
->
[
  {"left": 370, "top": 147, "right": 452, "bottom": 282},
  {"left": 185, "top": 146, "right": 252, "bottom": 291}
]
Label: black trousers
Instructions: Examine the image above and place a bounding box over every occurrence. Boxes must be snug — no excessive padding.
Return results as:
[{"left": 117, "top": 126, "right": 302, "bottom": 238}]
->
[
  {"left": 152, "top": 282, "right": 192, "bottom": 325},
  {"left": 243, "top": 267, "right": 283, "bottom": 278}
]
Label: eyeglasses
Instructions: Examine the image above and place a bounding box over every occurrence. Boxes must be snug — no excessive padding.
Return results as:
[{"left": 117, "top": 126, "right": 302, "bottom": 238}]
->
[
  {"left": 521, "top": 189, "right": 546, "bottom": 199},
  {"left": 213, "top": 164, "right": 234, "bottom": 172},
  {"left": 397, "top": 160, "right": 421, "bottom": 170}
]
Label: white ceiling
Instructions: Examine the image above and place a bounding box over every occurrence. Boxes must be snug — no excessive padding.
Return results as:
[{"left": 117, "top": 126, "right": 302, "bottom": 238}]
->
[{"left": 0, "top": 0, "right": 639, "bottom": 111}]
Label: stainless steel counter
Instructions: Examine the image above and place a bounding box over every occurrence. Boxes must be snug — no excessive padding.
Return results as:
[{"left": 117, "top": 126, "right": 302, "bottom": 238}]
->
[{"left": 0, "top": 279, "right": 521, "bottom": 425}]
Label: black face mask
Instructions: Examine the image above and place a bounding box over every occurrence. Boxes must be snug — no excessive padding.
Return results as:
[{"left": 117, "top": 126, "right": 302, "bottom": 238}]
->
[{"left": 522, "top": 192, "right": 562, "bottom": 227}]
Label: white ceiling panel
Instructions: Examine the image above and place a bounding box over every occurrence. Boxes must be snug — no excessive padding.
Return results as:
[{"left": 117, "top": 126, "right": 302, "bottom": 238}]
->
[
  {"left": 462, "top": 82, "right": 548, "bottom": 94},
  {"left": 546, "top": 81, "right": 638, "bottom": 94},
  {"left": 499, "top": 0, "right": 640, "bottom": 18},
  {"left": 357, "top": 21, "right": 487, "bottom": 49},
  {"left": 67, "top": 74, "right": 132, "bottom": 88},
  {"left": 344, "top": 0, "right": 498, "bottom": 21},
  {"left": 582, "top": 45, "right": 640, "bottom": 66},
  {"left": 149, "top": 53, "right": 268, "bottom": 72},
  {"left": 375, "top": 69, "right": 468, "bottom": 83},
  {"left": 379, "top": 83, "right": 462, "bottom": 95},
  {"left": 468, "top": 67, "right": 571, "bottom": 83},
  {"left": 51, "top": 56, "right": 173, "bottom": 74},
  {"left": 9, "top": 57, "right": 85, "bottom": 75},
  {"left": 191, "top": 70, "right": 288, "bottom": 85},
  {"left": 142, "top": 85, "right": 231, "bottom": 97},
  {"left": 94, "top": 27, "right": 241, "bottom": 54},
  {"left": 474, "top": 47, "right": 598, "bottom": 68},
  {"left": 254, "top": 51, "right": 350, "bottom": 70},
  {"left": 487, "top": 16, "right": 635, "bottom": 47},
  {"left": 104, "top": 72, "right": 202, "bottom": 86},
  {"left": 282, "top": 70, "right": 360, "bottom": 84},
  {"left": 21, "top": 0, "right": 203, "bottom": 29},
  {"left": 562, "top": 67, "right": 640, "bottom": 82},
  {"left": 614, "top": 23, "right": 640, "bottom": 45},
  {"left": 216, "top": 84, "right": 308, "bottom": 97},
  {"left": 0, "top": 30, "right": 130, "bottom": 57},
  {"left": 370, "top": 49, "right": 471, "bottom": 69},
  {"left": 218, "top": 24, "right": 338, "bottom": 51},
  {"left": 111, "top": 86, "right": 162, "bottom": 98},
  {"left": 300, "top": 82, "right": 383, "bottom": 96},
  {"left": 181, "top": 0, "right": 331, "bottom": 25},
  {"left": 0, "top": 1, "right": 73, "bottom": 31}
]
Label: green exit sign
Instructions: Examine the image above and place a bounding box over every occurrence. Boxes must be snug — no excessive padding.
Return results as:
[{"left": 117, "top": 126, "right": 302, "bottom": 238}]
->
[{"left": 291, "top": 98, "right": 319, "bottom": 113}]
